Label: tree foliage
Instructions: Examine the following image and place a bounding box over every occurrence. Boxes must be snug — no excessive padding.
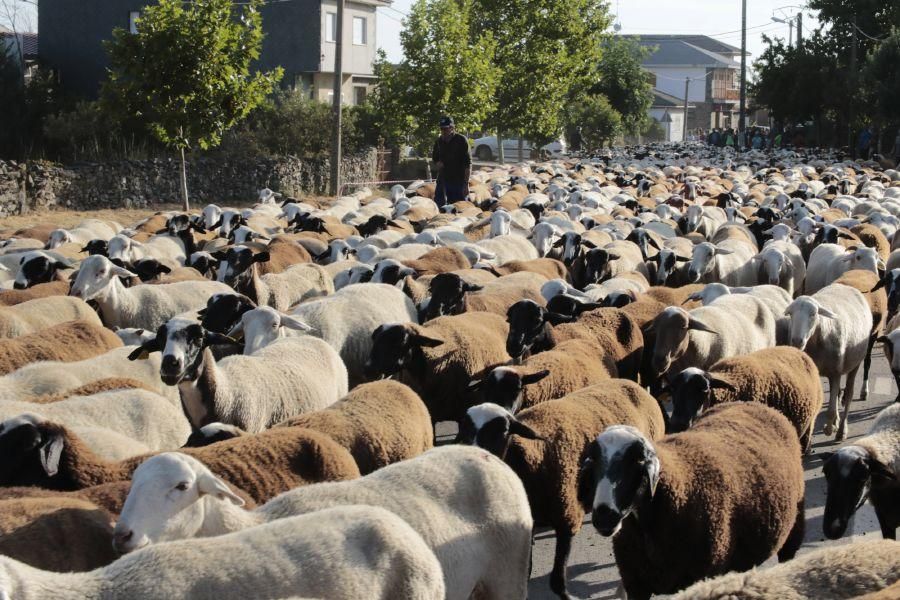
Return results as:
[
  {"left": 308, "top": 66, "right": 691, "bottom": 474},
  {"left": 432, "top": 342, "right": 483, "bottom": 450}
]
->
[
  {"left": 862, "top": 30, "right": 900, "bottom": 127},
  {"left": 103, "top": 0, "right": 282, "bottom": 207},
  {"left": 471, "top": 0, "right": 611, "bottom": 142},
  {"left": 563, "top": 93, "right": 621, "bottom": 151},
  {"left": 590, "top": 37, "right": 654, "bottom": 135},
  {"left": 370, "top": 0, "right": 499, "bottom": 155}
]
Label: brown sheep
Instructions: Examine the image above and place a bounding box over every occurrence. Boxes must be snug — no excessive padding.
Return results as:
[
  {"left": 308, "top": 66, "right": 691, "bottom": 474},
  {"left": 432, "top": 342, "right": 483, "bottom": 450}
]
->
[
  {"left": 0, "top": 496, "right": 118, "bottom": 572},
  {"left": 469, "top": 338, "right": 617, "bottom": 412},
  {"left": 488, "top": 258, "right": 569, "bottom": 281},
  {"left": 29, "top": 377, "right": 154, "bottom": 405},
  {"left": 667, "top": 346, "right": 824, "bottom": 452},
  {"left": 276, "top": 380, "right": 433, "bottom": 475},
  {"left": 0, "top": 320, "right": 123, "bottom": 376},
  {"left": 580, "top": 402, "right": 805, "bottom": 599},
  {"left": 402, "top": 269, "right": 497, "bottom": 305},
  {"left": 836, "top": 269, "right": 888, "bottom": 402},
  {"left": 0, "top": 281, "right": 70, "bottom": 306},
  {"left": 0, "top": 421, "right": 360, "bottom": 504},
  {"left": 459, "top": 379, "right": 665, "bottom": 598},
  {"left": 366, "top": 311, "right": 510, "bottom": 424},
  {"left": 852, "top": 223, "right": 891, "bottom": 262},
  {"left": 422, "top": 271, "right": 546, "bottom": 321},
  {"left": 403, "top": 246, "right": 470, "bottom": 276},
  {"left": 11, "top": 224, "right": 58, "bottom": 243},
  {"left": 0, "top": 296, "right": 102, "bottom": 338}
]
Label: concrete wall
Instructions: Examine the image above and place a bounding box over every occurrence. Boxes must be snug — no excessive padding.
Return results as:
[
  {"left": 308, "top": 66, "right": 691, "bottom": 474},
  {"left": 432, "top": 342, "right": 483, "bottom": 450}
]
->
[
  {"left": 649, "top": 108, "right": 685, "bottom": 142},
  {"left": 0, "top": 150, "right": 377, "bottom": 216}
]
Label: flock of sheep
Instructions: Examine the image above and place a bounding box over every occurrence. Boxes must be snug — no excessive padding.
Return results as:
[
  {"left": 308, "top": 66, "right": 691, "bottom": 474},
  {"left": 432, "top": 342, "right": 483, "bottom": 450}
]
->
[{"left": 0, "top": 143, "right": 898, "bottom": 599}]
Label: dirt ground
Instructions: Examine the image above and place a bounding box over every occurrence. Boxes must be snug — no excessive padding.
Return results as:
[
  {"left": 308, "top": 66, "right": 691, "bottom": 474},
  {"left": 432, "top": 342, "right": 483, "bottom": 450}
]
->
[{"left": 0, "top": 206, "right": 183, "bottom": 233}]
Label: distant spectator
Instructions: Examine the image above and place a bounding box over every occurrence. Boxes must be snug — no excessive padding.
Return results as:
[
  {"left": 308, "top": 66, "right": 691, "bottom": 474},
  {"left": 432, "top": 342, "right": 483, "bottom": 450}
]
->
[
  {"left": 752, "top": 131, "right": 763, "bottom": 150},
  {"left": 773, "top": 131, "right": 783, "bottom": 149},
  {"left": 709, "top": 129, "right": 720, "bottom": 146},
  {"left": 725, "top": 129, "right": 735, "bottom": 148},
  {"left": 858, "top": 127, "right": 873, "bottom": 160}
]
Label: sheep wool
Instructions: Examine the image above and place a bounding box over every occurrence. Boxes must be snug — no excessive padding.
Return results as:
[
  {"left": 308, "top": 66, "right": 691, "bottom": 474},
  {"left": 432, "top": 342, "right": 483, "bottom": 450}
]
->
[
  {"left": 0, "top": 506, "right": 445, "bottom": 600},
  {"left": 0, "top": 281, "right": 70, "bottom": 307},
  {"left": 278, "top": 380, "right": 433, "bottom": 475},
  {"left": 0, "top": 297, "right": 101, "bottom": 338},
  {"left": 611, "top": 403, "right": 805, "bottom": 599},
  {"left": 0, "top": 320, "right": 122, "bottom": 376},
  {"left": 668, "top": 539, "right": 900, "bottom": 600}
]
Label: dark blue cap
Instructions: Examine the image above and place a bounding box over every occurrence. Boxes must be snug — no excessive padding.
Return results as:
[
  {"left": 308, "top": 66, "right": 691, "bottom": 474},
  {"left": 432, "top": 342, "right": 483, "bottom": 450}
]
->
[{"left": 439, "top": 116, "right": 454, "bottom": 128}]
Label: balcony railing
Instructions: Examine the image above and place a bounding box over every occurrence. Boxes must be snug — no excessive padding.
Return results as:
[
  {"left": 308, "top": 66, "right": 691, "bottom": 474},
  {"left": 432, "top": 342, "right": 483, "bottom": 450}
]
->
[{"left": 711, "top": 81, "right": 740, "bottom": 102}]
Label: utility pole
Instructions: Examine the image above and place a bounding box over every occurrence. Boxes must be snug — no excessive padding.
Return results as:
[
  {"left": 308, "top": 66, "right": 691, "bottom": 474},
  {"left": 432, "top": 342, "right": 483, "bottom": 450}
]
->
[
  {"left": 738, "top": 0, "right": 747, "bottom": 146},
  {"left": 329, "top": 0, "right": 345, "bottom": 197},
  {"left": 788, "top": 21, "right": 794, "bottom": 49},
  {"left": 848, "top": 13, "right": 857, "bottom": 156},
  {"left": 796, "top": 12, "right": 803, "bottom": 50},
  {"left": 683, "top": 77, "right": 690, "bottom": 142}
]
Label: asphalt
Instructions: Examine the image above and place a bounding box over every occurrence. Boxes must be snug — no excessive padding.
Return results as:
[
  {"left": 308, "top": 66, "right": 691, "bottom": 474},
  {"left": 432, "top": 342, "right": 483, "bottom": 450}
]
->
[{"left": 435, "top": 346, "right": 897, "bottom": 600}]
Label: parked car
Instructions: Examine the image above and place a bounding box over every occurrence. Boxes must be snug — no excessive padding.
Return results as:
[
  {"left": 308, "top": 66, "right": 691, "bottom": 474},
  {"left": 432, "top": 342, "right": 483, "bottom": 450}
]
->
[{"left": 470, "top": 136, "right": 566, "bottom": 161}]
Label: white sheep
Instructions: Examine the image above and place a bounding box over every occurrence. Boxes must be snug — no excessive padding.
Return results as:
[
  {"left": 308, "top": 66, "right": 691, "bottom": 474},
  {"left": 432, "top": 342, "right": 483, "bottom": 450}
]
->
[
  {"left": 687, "top": 238, "right": 757, "bottom": 286},
  {"left": 114, "top": 446, "right": 531, "bottom": 600},
  {"left": 784, "top": 282, "right": 872, "bottom": 440},
  {"left": 107, "top": 233, "right": 187, "bottom": 266},
  {"left": 687, "top": 282, "right": 792, "bottom": 321},
  {"left": 113, "top": 327, "right": 155, "bottom": 347},
  {"left": 0, "top": 387, "right": 190, "bottom": 453},
  {"left": 45, "top": 219, "right": 121, "bottom": 250},
  {"left": 0, "top": 505, "right": 446, "bottom": 599},
  {"left": 754, "top": 240, "right": 806, "bottom": 296},
  {"left": 805, "top": 243, "right": 884, "bottom": 294},
  {"left": 132, "top": 317, "right": 348, "bottom": 433},
  {"left": 0, "top": 346, "right": 180, "bottom": 404},
  {"left": 476, "top": 234, "right": 539, "bottom": 265},
  {"left": 231, "top": 284, "right": 417, "bottom": 386},
  {"left": 70, "top": 255, "right": 231, "bottom": 330},
  {"left": 0, "top": 412, "right": 150, "bottom": 461}
]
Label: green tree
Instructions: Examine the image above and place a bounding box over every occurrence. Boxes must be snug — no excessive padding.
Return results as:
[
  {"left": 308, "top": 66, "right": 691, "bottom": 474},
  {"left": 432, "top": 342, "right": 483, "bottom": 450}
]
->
[
  {"left": 370, "top": 0, "right": 499, "bottom": 155},
  {"left": 563, "top": 94, "right": 621, "bottom": 151},
  {"left": 863, "top": 30, "right": 900, "bottom": 130},
  {"left": 472, "top": 0, "right": 611, "bottom": 161},
  {"left": 103, "top": 0, "right": 282, "bottom": 209},
  {"left": 591, "top": 37, "right": 653, "bottom": 136}
]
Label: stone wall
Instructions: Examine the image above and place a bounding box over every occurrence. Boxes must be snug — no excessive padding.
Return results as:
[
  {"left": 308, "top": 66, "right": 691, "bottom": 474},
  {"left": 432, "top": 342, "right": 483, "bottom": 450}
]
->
[{"left": 0, "top": 149, "right": 377, "bottom": 216}]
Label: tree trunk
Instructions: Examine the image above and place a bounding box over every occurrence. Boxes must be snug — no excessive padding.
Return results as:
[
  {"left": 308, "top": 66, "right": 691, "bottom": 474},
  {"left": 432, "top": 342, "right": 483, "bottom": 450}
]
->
[
  {"left": 497, "top": 131, "right": 505, "bottom": 165},
  {"left": 179, "top": 147, "right": 190, "bottom": 212}
]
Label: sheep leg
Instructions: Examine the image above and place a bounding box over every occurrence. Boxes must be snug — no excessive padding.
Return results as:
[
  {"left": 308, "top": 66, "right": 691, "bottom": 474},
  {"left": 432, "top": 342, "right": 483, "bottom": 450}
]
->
[
  {"left": 777, "top": 497, "right": 805, "bottom": 562},
  {"left": 894, "top": 372, "right": 900, "bottom": 403},
  {"left": 860, "top": 334, "right": 875, "bottom": 402},
  {"left": 836, "top": 365, "right": 861, "bottom": 442},
  {"left": 823, "top": 375, "right": 840, "bottom": 437},
  {"left": 549, "top": 529, "right": 573, "bottom": 600}
]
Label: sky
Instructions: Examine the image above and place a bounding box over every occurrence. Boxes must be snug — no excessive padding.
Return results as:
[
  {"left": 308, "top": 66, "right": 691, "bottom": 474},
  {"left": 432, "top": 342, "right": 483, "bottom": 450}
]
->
[{"left": 376, "top": 0, "right": 820, "bottom": 66}]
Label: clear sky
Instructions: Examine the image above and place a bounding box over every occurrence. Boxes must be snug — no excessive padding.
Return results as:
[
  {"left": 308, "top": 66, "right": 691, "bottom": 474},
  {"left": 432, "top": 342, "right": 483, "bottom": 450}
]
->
[{"left": 376, "top": 0, "right": 819, "bottom": 66}]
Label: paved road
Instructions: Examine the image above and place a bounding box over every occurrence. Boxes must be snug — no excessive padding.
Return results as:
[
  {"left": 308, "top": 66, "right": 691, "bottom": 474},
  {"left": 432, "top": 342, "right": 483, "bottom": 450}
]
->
[{"left": 437, "top": 346, "right": 897, "bottom": 600}]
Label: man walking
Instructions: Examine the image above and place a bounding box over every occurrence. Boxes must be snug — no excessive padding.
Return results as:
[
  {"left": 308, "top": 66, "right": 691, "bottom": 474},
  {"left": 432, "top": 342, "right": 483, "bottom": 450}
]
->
[{"left": 432, "top": 116, "right": 471, "bottom": 207}]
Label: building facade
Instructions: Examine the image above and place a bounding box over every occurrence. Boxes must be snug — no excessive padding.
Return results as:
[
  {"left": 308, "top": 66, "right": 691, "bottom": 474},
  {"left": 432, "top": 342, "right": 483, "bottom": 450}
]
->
[
  {"left": 625, "top": 35, "right": 744, "bottom": 134},
  {"left": 38, "top": 0, "right": 389, "bottom": 103}
]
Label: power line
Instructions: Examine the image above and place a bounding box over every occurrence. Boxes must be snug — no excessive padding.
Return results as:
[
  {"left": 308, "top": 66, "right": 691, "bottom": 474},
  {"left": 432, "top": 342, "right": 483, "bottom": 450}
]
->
[{"left": 853, "top": 23, "right": 888, "bottom": 42}]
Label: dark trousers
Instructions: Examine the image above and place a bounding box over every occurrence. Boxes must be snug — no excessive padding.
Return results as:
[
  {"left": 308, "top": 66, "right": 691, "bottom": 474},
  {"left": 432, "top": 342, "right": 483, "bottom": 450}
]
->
[{"left": 434, "top": 176, "right": 465, "bottom": 207}]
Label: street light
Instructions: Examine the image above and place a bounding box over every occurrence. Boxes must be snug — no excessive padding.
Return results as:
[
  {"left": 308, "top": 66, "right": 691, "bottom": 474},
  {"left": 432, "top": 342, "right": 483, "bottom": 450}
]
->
[{"left": 771, "top": 5, "right": 805, "bottom": 48}]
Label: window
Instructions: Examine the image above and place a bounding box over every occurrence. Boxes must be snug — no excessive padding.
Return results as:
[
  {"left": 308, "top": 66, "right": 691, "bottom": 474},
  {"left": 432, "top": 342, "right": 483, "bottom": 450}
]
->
[
  {"left": 129, "top": 11, "right": 140, "bottom": 34},
  {"left": 352, "top": 16, "right": 366, "bottom": 45},
  {"left": 325, "top": 12, "right": 336, "bottom": 43},
  {"left": 354, "top": 86, "right": 367, "bottom": 105}
]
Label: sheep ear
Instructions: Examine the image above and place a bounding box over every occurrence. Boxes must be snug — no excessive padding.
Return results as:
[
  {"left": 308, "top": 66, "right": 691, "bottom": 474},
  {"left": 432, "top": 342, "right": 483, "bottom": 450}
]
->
[
  {"left": 644, "top": 451, "right": 661, "bottom": 498},
  {"left": 837, "top": 231, "right": 855, "bottom": 240},
  {"left": 709, "top": 376, "right": 737, "bottom": 392},
  {"left": 521, "top": 369, "right": 551, "bottom": 385},
  {"left": 253, "top": 252, "right": 271, "bottom": 264},
  {"left": 552, "top": 237, "right": 566, "bottom": 248},
  {"left": 197, "top": 471, "right": 246, "bottom": 506},
  {"left": 467, "top": 378, "right": 483, "bottom": 391},
  {"left": 713, "top": 246, "right": 734, "bottom": 256},
  {"left": 877, "top": 335, "right": 891, "bottom": 345},
  {"left": 128, "top": 338, "right": 160, "bottom": 360},
  {"left": 577, "top": 454, "right": 597, "bottom": 511},
  {"left": 687, "top": 319, "right": 718, "bottom": 334},
  {"left": 225, "top": 321, "right": 244, "bottom": 340},
  {"left": 509, "top": 419, "right": 545, "bottom": 441},
  {"left": 158, "top": 264, "right": 172, "bottom": 275},
  {"left": 607, "top": 252, "right": 621, "bottom": 261},
  {"left": 411, "top": 332, "right": 444, "bottom": 348},
  {"left": 280, "top": 314, "right": 315, "bottom": 332},
  {"left": 582, "top": 240, "right": 597, "bottom": 249},
  {"left": 462, "top": 282, "right": 484, "bottom": 293},
  {"left": 675, "top": 254, "right": 691, "bottom": 262},
  {"left": 39, "top": 432, "right": 65, "bottom": 477},
  {"left": 817, "top": 307, "right": 838, "bottom": 319},
  {"left": 648, "top": 237, "right": 662, "bottom": 251},
  {"left": 111, "top": 265, "right": 138, "bottom": 278}
]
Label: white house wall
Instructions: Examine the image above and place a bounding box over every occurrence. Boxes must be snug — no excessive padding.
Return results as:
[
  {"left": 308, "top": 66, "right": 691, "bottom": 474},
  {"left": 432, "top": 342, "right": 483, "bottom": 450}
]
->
[{"left": 320, "top": 0, "right": 378, "bottom": 76}]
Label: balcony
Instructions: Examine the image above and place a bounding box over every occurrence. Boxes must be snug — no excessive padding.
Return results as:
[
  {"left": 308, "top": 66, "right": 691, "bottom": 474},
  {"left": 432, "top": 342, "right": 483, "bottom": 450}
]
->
[{"left": 711, "top": 81, "right": 740, "bottom": 103}]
